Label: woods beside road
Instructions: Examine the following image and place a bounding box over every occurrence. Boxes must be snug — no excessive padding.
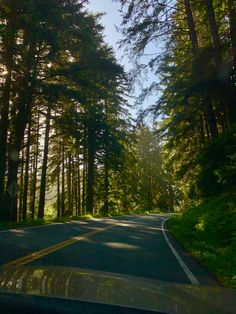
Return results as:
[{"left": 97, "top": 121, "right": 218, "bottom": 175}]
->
[{"left": 0, "top": 0, "right": 236, "bottom": 290}]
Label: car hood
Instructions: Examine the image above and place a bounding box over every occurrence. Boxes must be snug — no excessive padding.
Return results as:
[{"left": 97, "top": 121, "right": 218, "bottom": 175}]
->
[{"left": 0, "top": 266, "right": 235, "bottom": 313}]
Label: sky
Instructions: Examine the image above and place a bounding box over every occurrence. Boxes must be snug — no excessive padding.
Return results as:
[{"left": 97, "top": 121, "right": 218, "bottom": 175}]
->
[
  {"left": 86, "top": 0, "right": 158, "bottom": 122},
  {"left": 87, "top": 0, "right": 126, "bottom": 64}
]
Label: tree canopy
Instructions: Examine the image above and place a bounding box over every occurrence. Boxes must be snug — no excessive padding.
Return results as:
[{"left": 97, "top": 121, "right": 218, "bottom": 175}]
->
[
  {"left": 117, "top": 0, "right": 236, "bottom": 202},
  {"left": 0, "top": 0, "right": 174, "bottom": 222}
]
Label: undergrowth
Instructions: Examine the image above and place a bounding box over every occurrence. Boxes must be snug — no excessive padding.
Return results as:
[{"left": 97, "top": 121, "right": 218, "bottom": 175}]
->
[{"left": 168, "top": 194, "right": 236, "bottom": 288}]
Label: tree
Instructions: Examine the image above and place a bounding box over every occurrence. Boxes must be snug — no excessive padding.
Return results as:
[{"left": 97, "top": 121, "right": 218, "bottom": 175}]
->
[{"left": 117, "top": 0, "right": 236, "bottom": 204}]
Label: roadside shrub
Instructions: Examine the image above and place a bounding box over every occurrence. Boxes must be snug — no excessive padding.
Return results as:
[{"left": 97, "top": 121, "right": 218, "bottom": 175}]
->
[
  {"left": 168, "top": 194, "right": 236, "bottom": 287},
  {"left": 195, "top": 127, "right": 236, "bottom": 197}
]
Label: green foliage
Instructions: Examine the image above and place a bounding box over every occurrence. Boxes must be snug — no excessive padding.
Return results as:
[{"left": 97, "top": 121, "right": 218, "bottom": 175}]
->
[
  {"left": 118, "top": 0, "right": 236, "bottom": 213},
  {"left": 0, "top": 0, "right": 132, "bottom": 221},
  {"left": 194, "top": 126, "right": 236, "bottom": 197},
  {"left": 103, "top": 126, "right": 179, "bottom": 214},
  {"left": 168, "top": 194, "right": 236, "bottom": 287}
]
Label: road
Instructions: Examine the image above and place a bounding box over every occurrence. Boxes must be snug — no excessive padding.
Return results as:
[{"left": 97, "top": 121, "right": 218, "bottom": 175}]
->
[{"left": 0, "top": 214, "right": 218, "bottom": 285}]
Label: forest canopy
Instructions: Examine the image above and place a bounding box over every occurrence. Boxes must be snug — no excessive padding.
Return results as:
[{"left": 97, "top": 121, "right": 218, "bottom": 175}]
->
[
  {"left": 117, "top": 0, "right": 236, "bottom": 202},
  {"left": 0, "top": 0, "right": 235, "bottom": 223},
  {"left": 0, "top": 0, "right": 176, "bottom": 222}
]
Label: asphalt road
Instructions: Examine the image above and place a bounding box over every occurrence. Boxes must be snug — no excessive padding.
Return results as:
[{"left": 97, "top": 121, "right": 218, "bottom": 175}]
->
[{"left": 0, "top": 214, "right": 218, "bottom": 285}]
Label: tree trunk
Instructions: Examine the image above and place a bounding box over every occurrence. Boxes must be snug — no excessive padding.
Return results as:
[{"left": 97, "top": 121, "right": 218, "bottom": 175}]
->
[
  {"left": 103, "top": 154, "right": 109, "bottom": 215},
  {"left": 61, "top": 144, "right": 65, "bottom": 217},
  {"left": 77, "top": 157, "right": 81, "bottom": 216},
  {"left": 22, "top": 119, "right": 32, "bottom": 220},
  {"left": 4, "top": 105, "right": 30, "bottom": 221},
  {"left": 18, "top": 148, "right": 25, "bottom": 222},
  {"left": 205, "top": 0, "right": 223, "bottom": 65},
  {"left": 57, "top": 160, "right": 61, "bottom": 218},
  {"left": 184, "top": 0, "right": 199, "bottom": 53},
  {"left": 71, "top": 157, "right": 75, "bottom": 216},
  {"left": 0, "top": 31, "right": 15, "bottom": 218},
  {"left": 30, "top": 113, "right": 40, "bottom": 220},
  {"left": 2, "top": 40, "right": 38, "bottom": 221},
  {"left": 82, "top": 129, "right": 87, "bottom": 215},
  {"left": 228, "top": 0, "right": 236, "bottom": 67},
  {"left": 38, "top": 107, "right": 51, "bottom": 219},
  {"left": 204, "top": 94, "right": 219, "bottom": 137},
  {"left": 206, "top": 0, "right": 236, "bottom": 123},
  {"left": 184, "top": 0, "right": 218, "bottom": 137},
  {"left": 67, "top": 153, "right": 72, "bottom": 215},
  {"left": 86, "top": 125, "right": 95, "bottom": 214}
]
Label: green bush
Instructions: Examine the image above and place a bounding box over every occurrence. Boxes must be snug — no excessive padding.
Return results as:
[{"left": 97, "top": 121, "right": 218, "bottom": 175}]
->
[
  {"left": 194, "top": 127, "right": 236, "bottom": 197},
  {"left": 168, "top": 194, "right": 236, "bottom": 288}
]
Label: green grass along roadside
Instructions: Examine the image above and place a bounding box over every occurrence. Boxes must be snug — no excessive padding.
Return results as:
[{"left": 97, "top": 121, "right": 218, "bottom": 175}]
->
[
  {"left": 0, "top": 215, "right": 94, "bottom": 231},
  {"left": 0, "top": 209, "right": 159, "bottom": 231},
  {"left": 167, "top": 194, "right": 236, "bottom": 289}
]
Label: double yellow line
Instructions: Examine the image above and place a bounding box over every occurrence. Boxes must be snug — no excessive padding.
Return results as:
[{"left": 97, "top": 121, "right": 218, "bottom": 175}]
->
[{"left": 1, "top": 225, "right": 115, "bottom": 268}]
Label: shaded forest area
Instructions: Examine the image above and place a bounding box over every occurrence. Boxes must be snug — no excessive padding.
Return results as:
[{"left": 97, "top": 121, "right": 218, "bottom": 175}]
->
[
  {"left": 118, "top": 0, "right": 236, "bottom": 198},
  {"left": 0, "top": 0, "right": 177, "bottom": 223},
  {"left": 116, "top": 0, "right": 236, "bottom": 287}
]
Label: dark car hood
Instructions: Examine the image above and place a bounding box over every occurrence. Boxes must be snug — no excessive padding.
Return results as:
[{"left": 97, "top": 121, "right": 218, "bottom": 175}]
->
[{"left": 0, "top": 266, "right": 235, "bottom": 313}]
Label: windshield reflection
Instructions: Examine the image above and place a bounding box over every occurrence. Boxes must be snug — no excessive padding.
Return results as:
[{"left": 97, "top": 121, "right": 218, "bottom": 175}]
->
[{"left": 0, "top": 267, "right": 236, "bottom": 313}]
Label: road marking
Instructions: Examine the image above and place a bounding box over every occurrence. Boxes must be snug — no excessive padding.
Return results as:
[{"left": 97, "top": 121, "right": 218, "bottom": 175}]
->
[
  {"left": 162, "top": 218, "right": 200, "bottom": 285},
  {"left": 1, "top": 225, "right": 115, "bottom": 268}
]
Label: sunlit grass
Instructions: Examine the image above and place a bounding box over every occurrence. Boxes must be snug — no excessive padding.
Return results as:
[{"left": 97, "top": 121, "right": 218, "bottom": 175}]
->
[
  {"left": 0, "top": 208, "right": 162, "bottom": 231},
  {"left": 0, "top": 219, "right": 47, "bottom": 230},
  {"left": 167, "top": 195, "right": 236, "bottom": 288}
]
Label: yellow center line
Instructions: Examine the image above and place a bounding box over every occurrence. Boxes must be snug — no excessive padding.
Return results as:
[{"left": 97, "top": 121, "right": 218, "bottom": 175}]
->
[{"left": 1, "top": 225, "right": 115, "bottom": 268}]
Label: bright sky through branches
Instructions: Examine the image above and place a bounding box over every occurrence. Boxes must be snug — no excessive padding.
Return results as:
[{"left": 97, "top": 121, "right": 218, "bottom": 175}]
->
[
  {"left": 87, "top": 0, "right": 126, "bottom": 64},
  {"left": 87, "top": 0, "right": 158, "bottom": 122}
]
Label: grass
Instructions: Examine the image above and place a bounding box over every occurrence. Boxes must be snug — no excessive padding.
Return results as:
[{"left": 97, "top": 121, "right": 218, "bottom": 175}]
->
[
  {"left": 109, "top": 208, "right": 160, "bottom": 216},
  {"left": 0, "top": 219, "right": 48, "bottom": 230},
  {"left": 0, "top": 208, "right": 160, "bottom": 230},
  {"left": 167, "top": 194, "right": 236, "bottom": 288},
  {"left": 0, "top": 215, "right": 95, "bottom": 230}
]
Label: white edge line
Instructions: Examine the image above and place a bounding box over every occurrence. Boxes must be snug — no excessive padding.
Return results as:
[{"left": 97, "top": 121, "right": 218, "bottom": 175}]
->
[{"left": 162, "top": 217, "right": 200, "bottom": 285}]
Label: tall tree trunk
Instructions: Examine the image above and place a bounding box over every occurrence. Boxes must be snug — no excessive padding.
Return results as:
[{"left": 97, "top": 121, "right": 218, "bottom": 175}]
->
[
  {"left": 199, "top": 114, "right": 205, "bottom": 146},
  {"left": 57, "top": 159, "right": 61, "bottom": 218},
  {"left": 77, "top": 158, "right": 81, "bottom": 216},
  {"left": 22, "top": 119, "right": 32, "bottom": 220},
  {"left": 82, "top": 128, "right": 87, "bottom": 215},
  {"left": 30, "top": 113, "right": 40, "bottom": 220},
  {"left": 71, "top": 157, "right": 75, "bottom": 216},
  {"left": 67, "top": 153, "right": 72, "bottom": 215},
  {"left": 3, "top": 43, "right": 38, "bottom": 221},
  {"left": 228, "top": 0, "right": 236, "bottom": 67},
  {"left": 61, "top": 144, "right": 65, "bottom": 217},
  {"left": 204, "top": 95, "right": 218, "bottom": 137},
  {"left": 184, "top": 0, "right": 218, "bottom": 137},
  {"left": 205, "top": 0, "right": 223, "bottom": 65},
  {"left": 18, "top": 148, "right": 25, "bottom": 222},
  {"left": 86, "top": 125, "right": 95, "bottom": 214},
  {"left": 4, "top": 105, "right": 30, "bottom": 222},
  {"left": 103, "top": 154, "right": 109, "bottom": 215},
  {"left": 38, "top": 107, "right": 51, "bottom": 219},
  {"left": 184, "top": 0, "right": 199, "bottom": 53},
  {"left": 204, "top": 109, "right": 210, "bottom": 139},
  {"left": 206, "top": 0, "right": 236, "bottom": 123},
  {"left": 0, "top": 24, "right": 15, "bottom": 218}
]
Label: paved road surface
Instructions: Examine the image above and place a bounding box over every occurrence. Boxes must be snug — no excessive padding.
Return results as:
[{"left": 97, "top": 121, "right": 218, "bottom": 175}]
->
[{"left": 0, "top": 214, "right": 218, "bottom": 285}]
